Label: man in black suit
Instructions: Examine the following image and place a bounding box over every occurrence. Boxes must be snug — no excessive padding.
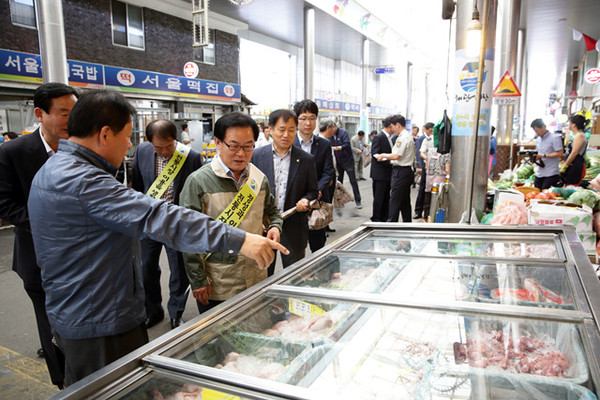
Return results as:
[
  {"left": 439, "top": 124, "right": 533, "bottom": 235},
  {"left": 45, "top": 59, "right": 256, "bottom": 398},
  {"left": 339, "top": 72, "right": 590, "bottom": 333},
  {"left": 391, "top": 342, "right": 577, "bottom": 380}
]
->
[
  {"left": 369, "top": 116, "right": 396, "bottom": 222},
  {"left": 252, "top": 109, "right": 318, "bottom": 276},
  {"left": 292, "top": 100, "right": 335, "bottom": 252},
  {"left": 0, "top": 82, "right": 78, "bottom": 389},
  {"left": 131, "top": 120, "right": 203, "bottom": 329}
]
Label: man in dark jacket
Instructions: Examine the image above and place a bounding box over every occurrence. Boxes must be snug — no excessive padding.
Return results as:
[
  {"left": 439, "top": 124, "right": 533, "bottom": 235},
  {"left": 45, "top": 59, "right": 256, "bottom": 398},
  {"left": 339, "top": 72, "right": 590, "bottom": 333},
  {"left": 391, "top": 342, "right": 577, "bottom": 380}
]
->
[
  {"left": 252, "top": 109, "right": 318, "bottom": 275},
  {"left": 293, "top": 99, "right": 335, "bottom": 252},
  {"left": 27, "top": 89, "right": 287, "bottom": 386},
  {"left": 369, "top": 116, "right": 396, "bottom": 221},
  {"left": 132, "top": 120, "right": 203, "bottom": 330},
  {"left": 320, "top": 119, "right": 362, "bottom": 208},
  {"left": 0, "top": 82, "right": 78, "bottom": 389}
]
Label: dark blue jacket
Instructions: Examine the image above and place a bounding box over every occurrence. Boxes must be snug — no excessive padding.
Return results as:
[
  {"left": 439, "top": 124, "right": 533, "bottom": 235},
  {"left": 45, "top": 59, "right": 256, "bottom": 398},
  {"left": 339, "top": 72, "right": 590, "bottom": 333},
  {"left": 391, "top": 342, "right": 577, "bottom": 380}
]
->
[
  {"left": 28, "top": 140, "right": 246, "bottom": 339},
  {"left": 329, "top": 127, "right": 353, "bottom": 167},
  {"left": 293, "top": 135, "right": 335, "bottom": 202},
  {"left": 415, "top": 135, "right": 426, "bottom": 169}
]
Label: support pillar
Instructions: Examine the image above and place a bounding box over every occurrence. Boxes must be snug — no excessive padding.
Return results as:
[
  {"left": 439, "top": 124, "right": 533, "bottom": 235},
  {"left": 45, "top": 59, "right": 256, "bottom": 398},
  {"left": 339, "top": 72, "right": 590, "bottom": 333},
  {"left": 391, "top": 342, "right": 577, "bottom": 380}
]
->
[
  {"left": 448, "top": 0, "right": 498, "bottom": 223},
  {"left": 303, "top": 8, "right": 315, "bottom": 100},
  {"left": 35, "top": 0, "right": 69, "bottom": 84},
  {"left": 360, "top": 39, "right": 370, "bottom": 132}
]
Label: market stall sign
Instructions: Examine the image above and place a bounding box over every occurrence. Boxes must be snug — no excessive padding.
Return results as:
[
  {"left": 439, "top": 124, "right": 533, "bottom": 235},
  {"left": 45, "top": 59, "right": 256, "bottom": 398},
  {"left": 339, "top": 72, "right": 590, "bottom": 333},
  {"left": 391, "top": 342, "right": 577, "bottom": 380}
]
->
[
  {"left": 585, "top": 68, "right": 600, "bottom": 84},
  {"left": 493, "top": 71, "right": 522, "bottom": 97},
  {"left": 374, "top": 66, "right": 395, "bottom": 74},
  {"left": 183, "top": 61, "right": 199, "bottom": 79}
]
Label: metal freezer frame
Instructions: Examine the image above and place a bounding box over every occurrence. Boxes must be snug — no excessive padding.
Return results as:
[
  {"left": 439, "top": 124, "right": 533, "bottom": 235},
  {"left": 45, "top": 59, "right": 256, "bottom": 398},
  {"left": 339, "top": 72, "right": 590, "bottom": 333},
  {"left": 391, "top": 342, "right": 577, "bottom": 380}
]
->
[{"left": 48, "top": 223, "right": 600, "bottom": 400}]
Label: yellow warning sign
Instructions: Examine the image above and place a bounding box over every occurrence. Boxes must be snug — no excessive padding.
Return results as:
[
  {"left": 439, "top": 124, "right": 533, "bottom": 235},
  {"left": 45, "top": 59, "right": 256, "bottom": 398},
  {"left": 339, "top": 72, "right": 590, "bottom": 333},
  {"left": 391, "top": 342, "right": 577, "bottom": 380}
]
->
[{"left": 493, "top": 71, "right": 521, "bottom": 97}]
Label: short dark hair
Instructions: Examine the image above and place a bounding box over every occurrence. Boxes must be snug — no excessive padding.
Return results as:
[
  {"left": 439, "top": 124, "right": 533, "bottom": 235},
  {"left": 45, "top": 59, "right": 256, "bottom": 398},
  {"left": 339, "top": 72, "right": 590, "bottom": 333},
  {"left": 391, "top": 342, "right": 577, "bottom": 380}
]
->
[
  {"left": 357, "top": 130, "right": 365, "bottom": 137},
  {"left": 214, "top": 112, "right": 259, "bottom": 141},
  {"left": 146, "top": 120, "right": 177, "bottom": 142},
  {"left": 530, "top": 118, "right": 545, "bottom": 129},
  {"left": 412, "top": 126, "right": 419, "bottom": 132},
  {"left": 370, "top": 130, "right": 378, "bottom": 136},
  {"left": 293, "top": 99, "right": 319, "bottom": 117},
  {"left": 34, "top": 82, "right": 79, "bottom": 114},
  {"left": 181, "top": 123, "right": 188, "bottom": 131},
  {"left": 569, "top": 114, "right": 589, "bottom": 131},
  {"left": 3, "top": 131, "right": 18, "bottom": 140},
  {"left": 390, "top": 114, "right": 406, "bottom": 127},
  {"left": 68, "top": 90, "right": 136, "bottom": 138},
  {"left": 269, "top": 109, "right": 297, "bottom": 128},
  {"left": 319, "top": 118, "right": 336, "bottom": 133},
  {"left": 382, "top": 116, "right": 392, "bottom": 128},
  {"left": 424, "top": 122, "right": 434, "bottom": 130}
]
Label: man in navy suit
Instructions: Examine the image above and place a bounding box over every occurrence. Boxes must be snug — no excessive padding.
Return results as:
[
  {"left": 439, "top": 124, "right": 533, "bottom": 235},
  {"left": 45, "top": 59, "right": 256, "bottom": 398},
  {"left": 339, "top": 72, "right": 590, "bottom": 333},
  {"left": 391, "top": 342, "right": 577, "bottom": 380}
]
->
[
  {"left": 292, "top": 100, "right": 335, "bottom": 252},
  {"left": 0, "top": 82, "right": 79, "bottom": 388},
  {"left": 369, "top": 116, "right": 396, "bottom": 222},
  {"left": 320, "top": 119, "right": 362, "bottom": 208},
  {"left": 131, "top": 120, "right": 203, "bottom": 329},
  {"left": 252, "top": 109, "right": 318, "bottom": 276}
]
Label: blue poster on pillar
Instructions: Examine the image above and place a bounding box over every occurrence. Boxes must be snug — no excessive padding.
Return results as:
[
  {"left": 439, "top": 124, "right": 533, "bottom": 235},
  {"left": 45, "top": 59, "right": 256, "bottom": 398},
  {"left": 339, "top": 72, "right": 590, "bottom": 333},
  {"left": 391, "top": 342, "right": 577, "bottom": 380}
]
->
[{"left": 452, "top": 49, "right": 494, "bottom": 137}]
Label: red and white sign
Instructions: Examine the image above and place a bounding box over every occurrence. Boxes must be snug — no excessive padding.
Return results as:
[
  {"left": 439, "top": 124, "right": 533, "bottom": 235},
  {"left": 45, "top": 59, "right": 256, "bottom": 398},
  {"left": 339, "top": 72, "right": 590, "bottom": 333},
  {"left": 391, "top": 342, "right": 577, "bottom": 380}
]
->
[
  {"left": 585, "top": 68, "right": 600, "bottom": 84},
  {"left": 224, "top": 84, "right": 235, "bottom": 97},
  {"left": 325, "top": 91, "right": 334, "bottom": 101},
  {"left": 183, "top": 62, "right": 199, "bottom": 79},
  {"left": 116, "top": 70, "right": 135, "bottom": 86}
]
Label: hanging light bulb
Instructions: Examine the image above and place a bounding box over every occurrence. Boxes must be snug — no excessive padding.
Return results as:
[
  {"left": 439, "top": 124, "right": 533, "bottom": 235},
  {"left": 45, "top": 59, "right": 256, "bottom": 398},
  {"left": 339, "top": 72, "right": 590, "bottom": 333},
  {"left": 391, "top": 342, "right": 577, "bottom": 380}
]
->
[{"left": 466, "top": 3, "right": 482, "bottom": 58}]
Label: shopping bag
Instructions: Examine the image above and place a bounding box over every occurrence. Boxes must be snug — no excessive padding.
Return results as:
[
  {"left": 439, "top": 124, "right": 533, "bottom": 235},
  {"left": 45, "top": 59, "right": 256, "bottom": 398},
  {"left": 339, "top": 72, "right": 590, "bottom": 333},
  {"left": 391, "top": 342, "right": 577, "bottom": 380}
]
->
[
  {"left": 308, "top": 201, "right": 334, "bottom": 230},
  {"left": 362, "top": 148, "right": 371, "bottom": 167},
  {"left": 333, "top": 180, "right": 354, "bottom": 208}
]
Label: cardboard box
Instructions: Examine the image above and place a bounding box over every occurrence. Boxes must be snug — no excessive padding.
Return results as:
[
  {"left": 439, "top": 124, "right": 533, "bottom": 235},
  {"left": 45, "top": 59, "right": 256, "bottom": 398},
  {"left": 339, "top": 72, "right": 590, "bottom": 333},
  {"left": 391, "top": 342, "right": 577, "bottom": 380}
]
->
[{"left": 528, "top": 200, "right": 593, "bottom": 232}]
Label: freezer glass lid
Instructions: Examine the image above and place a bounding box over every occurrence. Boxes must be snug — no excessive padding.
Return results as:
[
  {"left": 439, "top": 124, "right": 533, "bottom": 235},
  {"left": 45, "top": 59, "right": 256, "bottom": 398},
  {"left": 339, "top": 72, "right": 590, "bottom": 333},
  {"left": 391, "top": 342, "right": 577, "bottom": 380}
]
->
[
  {"left": 279, "top": 254, "right": 577, "bottom": 309},
  {"left": 158, "top": 294, "right": 595, "bottom": 399},
  {"left": 103, "top": 369, "right": 271, "bottom": 399},
  {"left": 347, "top": 231, "right": 563, "bottom": 260}
]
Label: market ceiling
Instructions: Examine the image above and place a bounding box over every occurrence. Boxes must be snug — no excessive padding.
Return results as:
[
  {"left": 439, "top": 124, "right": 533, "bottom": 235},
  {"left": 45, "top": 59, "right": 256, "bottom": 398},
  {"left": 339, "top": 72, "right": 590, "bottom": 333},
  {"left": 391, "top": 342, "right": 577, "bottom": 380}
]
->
[{"left": 181, "top": 0, "right": 600, "bottom": 110}]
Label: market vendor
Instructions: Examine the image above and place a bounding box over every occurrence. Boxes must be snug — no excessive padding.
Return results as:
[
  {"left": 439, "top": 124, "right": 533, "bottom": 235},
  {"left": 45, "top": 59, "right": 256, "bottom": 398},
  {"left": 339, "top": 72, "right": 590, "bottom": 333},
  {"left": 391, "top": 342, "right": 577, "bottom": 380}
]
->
[
  {"left": 560, "top": 114, "right": 589, "bottom": 185},
  {"left": 531, "top": 118, "right": 564, "bottom": 190}
]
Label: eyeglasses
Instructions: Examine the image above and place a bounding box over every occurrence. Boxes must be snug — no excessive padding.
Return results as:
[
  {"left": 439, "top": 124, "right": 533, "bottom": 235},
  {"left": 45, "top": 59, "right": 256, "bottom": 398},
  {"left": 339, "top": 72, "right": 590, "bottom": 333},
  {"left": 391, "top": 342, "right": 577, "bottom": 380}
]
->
[
  {"left": 298, "top": 117, "right": 317, "bottom": 123},
  {"left": 223, "top": 141, "right": 254, "bottom": 152}
]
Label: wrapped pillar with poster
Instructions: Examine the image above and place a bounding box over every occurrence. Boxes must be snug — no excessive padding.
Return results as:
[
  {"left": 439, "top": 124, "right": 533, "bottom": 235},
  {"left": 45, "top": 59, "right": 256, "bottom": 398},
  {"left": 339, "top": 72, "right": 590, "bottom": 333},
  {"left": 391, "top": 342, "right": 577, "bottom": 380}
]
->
[{"left": 447, "top": 0, "right": 497, "bottom": 223}]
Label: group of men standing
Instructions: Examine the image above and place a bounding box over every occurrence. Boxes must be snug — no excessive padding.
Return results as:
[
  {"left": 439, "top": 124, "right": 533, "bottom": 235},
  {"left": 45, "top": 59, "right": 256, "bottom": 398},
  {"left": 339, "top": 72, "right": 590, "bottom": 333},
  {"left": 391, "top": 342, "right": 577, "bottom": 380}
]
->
[
  {"left": 0, "top": 86, "right": 348, "bottom": 388},
  {"left": 369, "top": 115, "right": 437, "bottom": 223}
]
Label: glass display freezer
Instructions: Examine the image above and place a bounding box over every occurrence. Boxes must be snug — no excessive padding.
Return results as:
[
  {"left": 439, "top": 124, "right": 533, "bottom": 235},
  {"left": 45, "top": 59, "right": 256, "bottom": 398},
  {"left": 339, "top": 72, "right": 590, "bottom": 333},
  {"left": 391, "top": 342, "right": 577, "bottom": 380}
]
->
[{"left": 48, "top": 224, "right": 600, "bottom": 400}]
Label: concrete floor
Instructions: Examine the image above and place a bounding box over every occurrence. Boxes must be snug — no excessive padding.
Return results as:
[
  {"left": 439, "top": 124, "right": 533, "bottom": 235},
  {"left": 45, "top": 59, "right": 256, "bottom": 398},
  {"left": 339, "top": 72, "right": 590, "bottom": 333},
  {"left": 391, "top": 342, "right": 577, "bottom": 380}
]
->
[{"left": 0, "top": 165, "right": 422, "bottom": 399}]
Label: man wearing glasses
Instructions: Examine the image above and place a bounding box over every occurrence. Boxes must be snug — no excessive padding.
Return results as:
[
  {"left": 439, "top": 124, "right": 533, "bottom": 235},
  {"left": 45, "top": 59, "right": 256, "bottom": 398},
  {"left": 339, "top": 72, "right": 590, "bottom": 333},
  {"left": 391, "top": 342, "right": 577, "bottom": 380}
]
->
[
  {"left": 180, "top": 112, "right": 283, "bottom": 313},
  {"left": 131, "top": 120, "right": 203, "bottom": 329},
  {"left": 252, "top": 109, "right": 319, "bottom": 276},
  {"left": 292, "top": 99, "right": 335, "bottom": 252}
]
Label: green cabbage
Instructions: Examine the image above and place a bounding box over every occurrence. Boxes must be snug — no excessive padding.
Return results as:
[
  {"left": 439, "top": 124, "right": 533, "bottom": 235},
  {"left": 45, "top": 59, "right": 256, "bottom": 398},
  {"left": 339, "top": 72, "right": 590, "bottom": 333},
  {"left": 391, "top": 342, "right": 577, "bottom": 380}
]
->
[
  {"left": 516, "top": 164, "right": 534, "bottom": 180},
  {"left": 567, "top": 189, "right": 600, "bottom": 209}
]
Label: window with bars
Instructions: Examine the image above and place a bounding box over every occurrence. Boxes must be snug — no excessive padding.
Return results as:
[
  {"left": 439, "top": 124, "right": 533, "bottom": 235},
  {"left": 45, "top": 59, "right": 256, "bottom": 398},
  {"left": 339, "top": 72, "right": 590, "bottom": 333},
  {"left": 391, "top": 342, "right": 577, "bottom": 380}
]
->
[
  {"left": 111, "top": 0, "right": 144, "bottom": 50},
  {"left": 193, "top": 29, "right": 215, "bottom": 65},
  {"left": 9, "top": 0, "right": 36, "bottom": 29}
]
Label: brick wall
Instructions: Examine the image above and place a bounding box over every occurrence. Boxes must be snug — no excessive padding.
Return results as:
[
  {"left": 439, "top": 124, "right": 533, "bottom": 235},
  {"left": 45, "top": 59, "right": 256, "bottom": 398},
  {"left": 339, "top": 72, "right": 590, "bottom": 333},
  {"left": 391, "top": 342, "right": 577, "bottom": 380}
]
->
[{"left": 0, "top": 0, "right": 239, "bottom": 84}]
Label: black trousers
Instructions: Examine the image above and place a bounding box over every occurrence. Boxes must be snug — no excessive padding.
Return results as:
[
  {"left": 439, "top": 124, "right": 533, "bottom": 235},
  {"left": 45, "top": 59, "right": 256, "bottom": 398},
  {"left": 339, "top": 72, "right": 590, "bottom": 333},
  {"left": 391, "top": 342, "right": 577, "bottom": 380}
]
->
[
  {"left": 54, "top": 324, "right": 148, "bottom": 387},
  {"left": 388, "top": 166, "right": 414, "bottom": 223},
  {"left": 371, "top": 179, "right": 391, "bottom": 222},
  {"left": 534, "top": 174, "right": 562, "bottom": 190},
  {"left": 140, "top": 238, "right": 190, "bottom": 320},
  {"left": 267, "top": 228, "right": 306, "bottom": 276},
  {"left": 337, "top": 162, "right": 361, "bottom": 203},
  {"left": 308, "top": 228, "right": 326, "bottom": 252},
  {"left": 14, "top": 228, "right": 65, "bottom": 388},
  {"left": 413, "top": 168, "right": 427, "bottom": 216}
]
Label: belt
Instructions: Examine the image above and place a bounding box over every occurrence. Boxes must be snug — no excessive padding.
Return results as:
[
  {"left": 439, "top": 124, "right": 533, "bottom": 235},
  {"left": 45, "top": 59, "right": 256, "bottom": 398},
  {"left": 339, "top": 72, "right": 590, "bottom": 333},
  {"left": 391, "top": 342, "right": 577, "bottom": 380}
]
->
[{"left": 392, "top": 165, "right": 412, "bottom": 168}]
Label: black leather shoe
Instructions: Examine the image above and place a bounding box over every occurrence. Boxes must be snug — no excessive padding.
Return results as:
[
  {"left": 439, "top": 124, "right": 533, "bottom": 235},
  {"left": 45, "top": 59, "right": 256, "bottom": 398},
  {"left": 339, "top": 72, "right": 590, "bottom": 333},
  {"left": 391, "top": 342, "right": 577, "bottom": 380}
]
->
[
  {"left": 145, "top": 312, "right": 164, "bottom": 329},
  {"left": 413, "top": 214, "right": 422, "bottom": 219},
  {"left": 325, "top": 226, "right": 336, "bottom": 232},
  {"left": 37, "top": 348, "right": 45, "bottom": 358},
  {"left": 170, "top": 317, "right": 184, "bottom": 329}
]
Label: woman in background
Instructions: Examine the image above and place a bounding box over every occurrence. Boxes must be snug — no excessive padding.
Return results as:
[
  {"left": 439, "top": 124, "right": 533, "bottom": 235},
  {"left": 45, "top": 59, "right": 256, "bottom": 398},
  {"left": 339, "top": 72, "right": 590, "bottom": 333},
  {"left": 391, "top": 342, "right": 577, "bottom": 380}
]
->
[{"left": 561, "top": 114, "right": 588, "bottom": 185}]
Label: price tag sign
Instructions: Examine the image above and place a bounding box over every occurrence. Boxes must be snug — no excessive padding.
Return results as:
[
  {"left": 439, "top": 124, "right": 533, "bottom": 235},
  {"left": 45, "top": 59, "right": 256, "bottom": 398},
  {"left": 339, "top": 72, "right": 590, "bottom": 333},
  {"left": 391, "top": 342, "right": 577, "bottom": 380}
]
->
[{"left": 288, "top": 298, "right": 324, "bottom": 317}]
